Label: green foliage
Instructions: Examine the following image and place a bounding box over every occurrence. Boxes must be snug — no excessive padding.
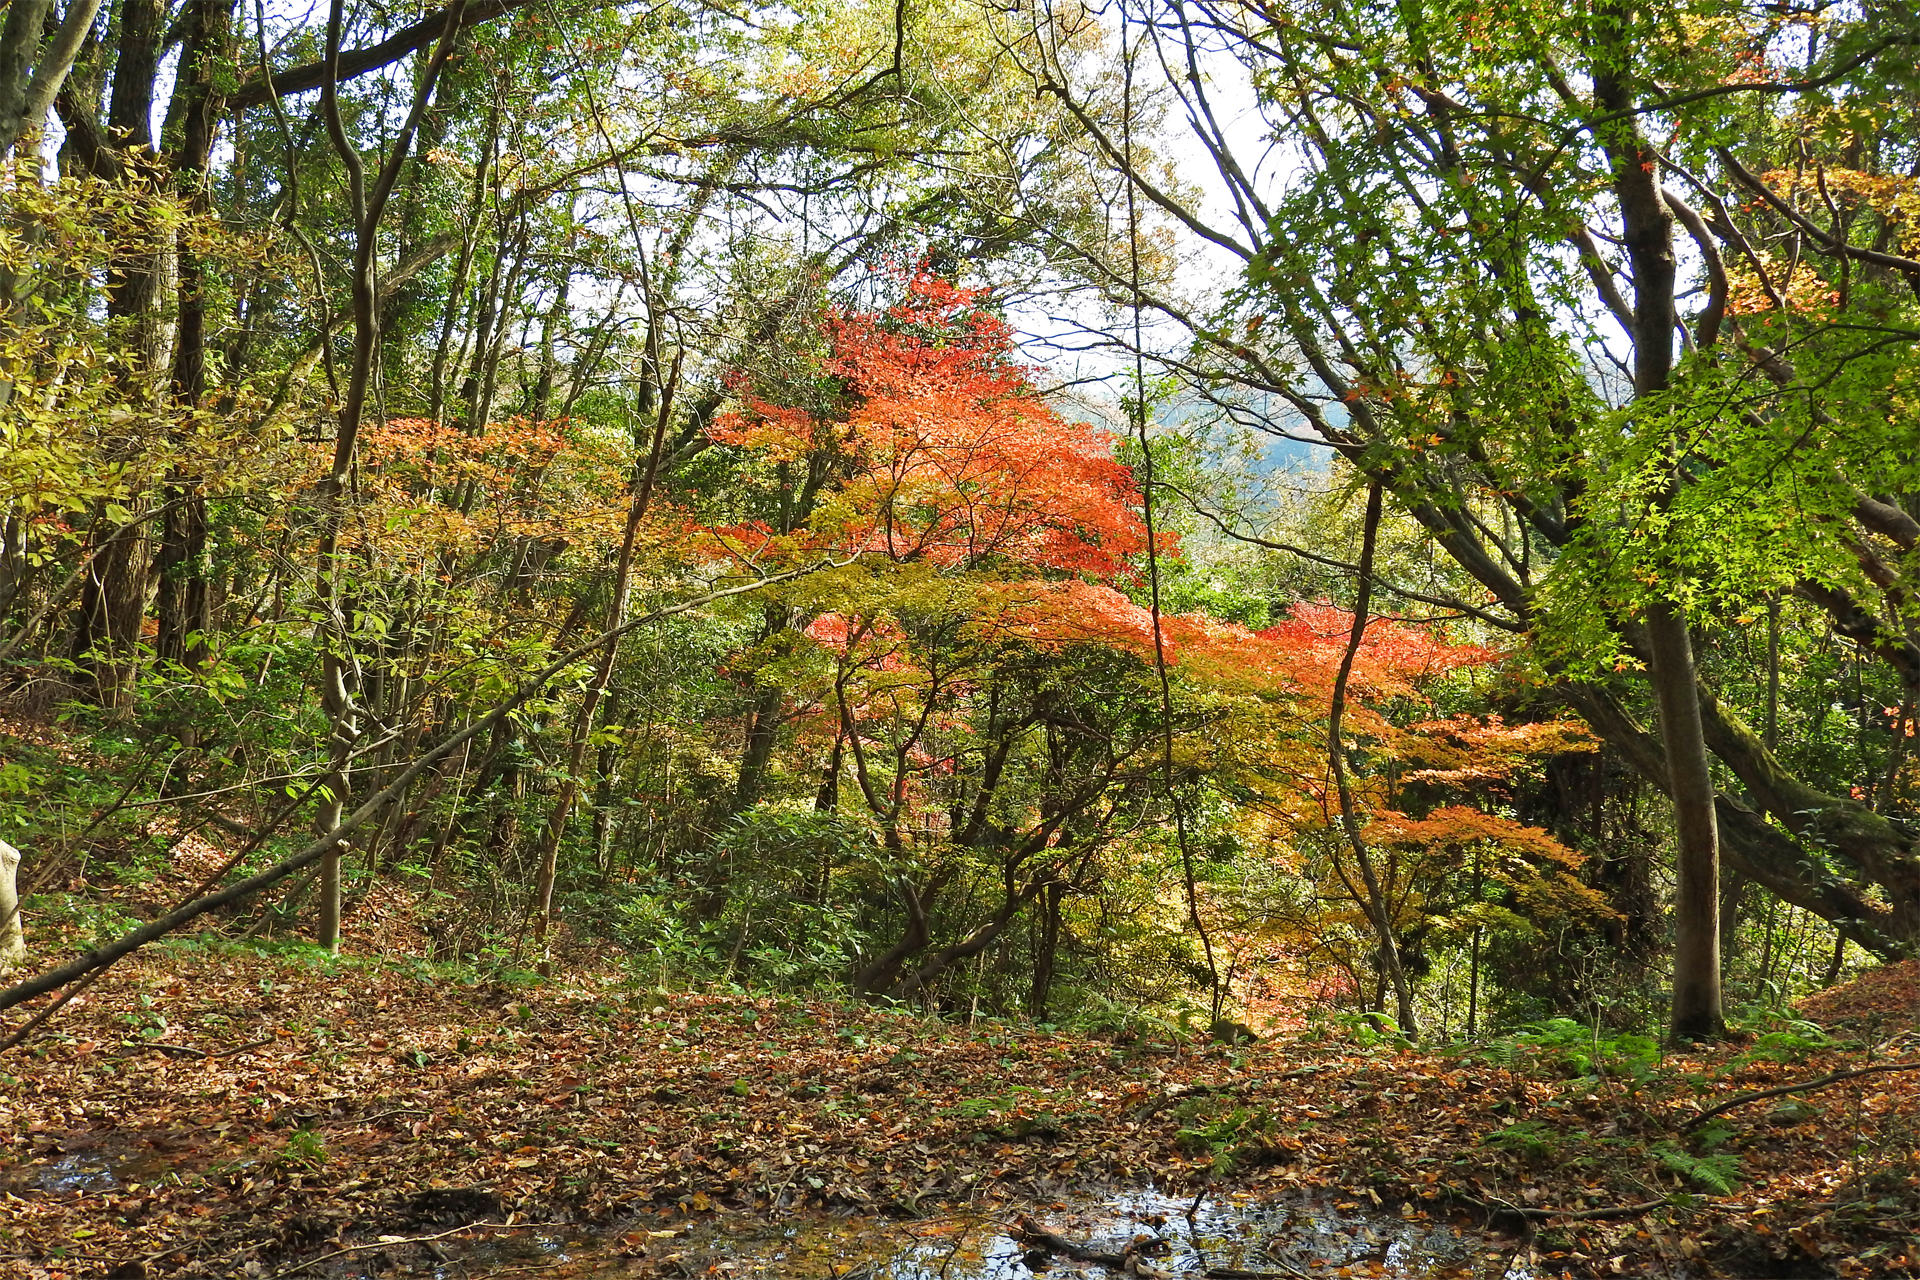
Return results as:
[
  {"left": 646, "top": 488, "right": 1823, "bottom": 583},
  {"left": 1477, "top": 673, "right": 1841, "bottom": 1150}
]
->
[
  {"left": 655, "top": 808, "right": 899, "bottom": 989},
  {"left": 274, "top": 1129, "right": 328, "bottom": 1172},
  {"left": 1652, "top": 1142, "right": 1743, "bottom": 1195},
  {"left": 1732, "top": 1023, "right": 1839, "bottom": 1068},
  {"left": 1481, "top": 1120, "right": 1563, "bottom": 1164},
  {"left": 6, "top": 0, "right": 1916, "bottom": 1074},
  {"left": 1064, "top": 994, "right": 1184, "bottom": 1045},
  {"left": 1174, "top": 1098, "right": 1280, "bottom": 1175},
  {"left": 1480, "top": 1018, "right": 1663, "bottom": 1092},
  {"left": 1307, "top": 1008, "right": 1412, "bottom": 1052}
]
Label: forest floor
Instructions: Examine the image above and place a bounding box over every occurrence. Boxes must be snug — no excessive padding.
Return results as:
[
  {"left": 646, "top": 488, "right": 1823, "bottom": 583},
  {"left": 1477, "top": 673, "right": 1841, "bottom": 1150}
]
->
[{"left": 3, "top": 920, "right": 1917, "bottom": 1280}]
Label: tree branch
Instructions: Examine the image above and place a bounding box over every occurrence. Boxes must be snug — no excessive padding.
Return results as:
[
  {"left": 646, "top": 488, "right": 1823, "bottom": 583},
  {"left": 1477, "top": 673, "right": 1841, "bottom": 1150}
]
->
[
  {"left": 1682, "top": 1060, "right": 1920, "bottom": 1131},
  {"left": 229, "top": 0, "right": 535, "bottom": 109}
]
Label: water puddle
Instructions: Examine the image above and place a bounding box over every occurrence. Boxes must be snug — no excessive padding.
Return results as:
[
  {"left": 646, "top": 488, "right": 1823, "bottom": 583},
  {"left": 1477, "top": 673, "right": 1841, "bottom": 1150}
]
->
[
  {"left": 15, "top": 1135, "right": 190, "bottom": 1195},
  {"left": 34, "top": 1152, "right": 120, "bottom": 1193},
  {"left": 435, "top": 1189, "right": 1530, "bottom": 1279}
]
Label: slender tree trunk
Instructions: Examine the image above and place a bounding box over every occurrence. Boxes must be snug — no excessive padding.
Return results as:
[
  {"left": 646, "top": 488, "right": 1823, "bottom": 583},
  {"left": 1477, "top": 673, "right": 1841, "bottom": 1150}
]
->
[
  {"left": 891, "top": 873, "right": 1045, "bottom": 1003},
  {"left": 590, "top": 739, "right": 617, "bottom": 879},
  {"left": 68, "top": 507, "right": 149, "bottom": 710},
  {"left": 311, "top": 0, "right": 468, "bottom": 948},
  {"left": 1764, "top": 596, "right": 1781, "bottom": 751},
  {"left": 101, "top": 0, "right": 165, "bottom": 323},
  {"left": 1822, "top": 931, "right": 1847, "bottom": 986},
  {"left": 153, "top": 0, "right": 233, "bottom": 695},
  {"left": 813, "top": 733, "right": 843, "bottom": 815},
  {"left": 463, "top": 225, "right": 525, "bottom": 439},
  {"left": 529, "top": 360, "right": 677, "bottom": 971},
  {"left": 852, "top": 867, "right": 950, "bottom": 995},
  {"left": 1647, "top": 603, "right": 1725, "bottom": 1036},
  {"left": 1466, "top": 926, "right": 1481, "bottom": 1039},
  {"left": 529, "top": 264, "right": 568, "bottom": 421},
  {"left": 733, "top": 679, "right": 785, "bottom": 811},
  {"left": 0, "top": 511, "right": 28, "bottom": 626},
  {"left": 1326, "top": 480, "right": 1417, "bottom": 1037},
  {"left": 1029, "top": 879, "right": 1064, "bottom": 1021}
]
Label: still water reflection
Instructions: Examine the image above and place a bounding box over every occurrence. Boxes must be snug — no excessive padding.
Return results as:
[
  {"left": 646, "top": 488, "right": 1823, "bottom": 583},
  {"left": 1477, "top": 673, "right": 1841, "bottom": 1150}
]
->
[{"left": 445, "top": 1188, "right": 1531, "bottom": 1279}]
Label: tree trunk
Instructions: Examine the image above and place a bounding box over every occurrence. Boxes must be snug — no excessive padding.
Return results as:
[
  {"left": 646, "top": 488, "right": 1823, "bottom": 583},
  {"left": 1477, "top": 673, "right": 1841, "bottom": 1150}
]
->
[
  {"left": 0, "top": 0, "right": 104, "bottom": 151},
  {"left": 852, "top": 867, "right": 952, "bottom": 996},
  {"left": 1029, "top": 879, "right": 1065, "bottom": 1021},
  {"left": 1326, "top": 481, "right": 1418, "bottom": 1037},
  {"left": 1566, "top": 683, "right": 1906, "bottom": 957},
  {"left": 68, "top": 508, "right": 149, "bottom": 710},
  {"left": 890, "top": 875, "right": 1045, "bottom": 1003},
  {"left": 0, "top": 838, "right": 25, "bottom": 977},
  {"left": 0, "top": 0, "right": 57, "bottom": 147},
  {"left": 1594, "top": 19, "right": 1724, "bottom": 1040},
  {"left": 153, "top": 0, "right": 233, "bottom": 689},
  {"left": 529, "top": 354, "right": 676, "bottom": 970},
  {"left": 308, "top": 0, "right": 466, "bottom": 948},
  {"left": 1646, "top": 603, "right": 1725, "bottom": 1038},
  {"left": 734, "top": 670, "right": 785, "bottom": 810}
]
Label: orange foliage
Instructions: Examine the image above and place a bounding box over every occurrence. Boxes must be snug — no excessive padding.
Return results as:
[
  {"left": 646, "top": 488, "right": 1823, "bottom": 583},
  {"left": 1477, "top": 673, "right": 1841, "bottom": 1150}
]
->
[
  {"left": 709, "top": 271, "right": 1147, "bottom": 577},
  {"left": 1257, "top": 601, "right": 1498, "bottom": 695},
  {"left": 1396, "top": 714, "right": 1597, "bottom": 787},
  {"left": 1365, "top": 804, "right": 1582, "bottom": 869},
  {"left": 715, "top": 270, "right": 1607, "bottom": 964},
  {"left": 975, "top": 583, "right": 1496, "bottom": 705},
  {"left": 294, "top": 416, "right": 632, "bottom": 563}
]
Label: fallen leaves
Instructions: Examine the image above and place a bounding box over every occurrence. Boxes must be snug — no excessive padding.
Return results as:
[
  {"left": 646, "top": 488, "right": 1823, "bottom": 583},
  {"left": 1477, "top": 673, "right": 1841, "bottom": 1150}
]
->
[{"left": 0, "top": 945, "right": 1914, "bottom": 1278}]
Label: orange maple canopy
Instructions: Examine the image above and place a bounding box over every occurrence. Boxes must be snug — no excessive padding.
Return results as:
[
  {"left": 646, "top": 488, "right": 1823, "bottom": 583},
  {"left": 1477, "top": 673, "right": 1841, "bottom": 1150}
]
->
[
  {"left": 705, "top": 272, "right": 1148, "bottom": 579},
  {"left": 969, "top": 581, "right": 1501, "bottom": 697}
]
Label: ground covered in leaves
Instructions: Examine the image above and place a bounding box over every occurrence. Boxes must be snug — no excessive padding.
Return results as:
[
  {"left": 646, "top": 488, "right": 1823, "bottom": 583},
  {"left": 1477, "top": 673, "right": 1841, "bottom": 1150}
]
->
[{"left": 3, "top": 944, "right": 1916, "bottom": 1280}]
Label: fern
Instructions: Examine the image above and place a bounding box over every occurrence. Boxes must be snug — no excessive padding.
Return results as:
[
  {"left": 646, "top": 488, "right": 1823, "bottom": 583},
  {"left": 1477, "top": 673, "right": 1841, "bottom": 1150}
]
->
[{"left": 1653, "top": 1142, "right": 1742, "bottom": 1194}]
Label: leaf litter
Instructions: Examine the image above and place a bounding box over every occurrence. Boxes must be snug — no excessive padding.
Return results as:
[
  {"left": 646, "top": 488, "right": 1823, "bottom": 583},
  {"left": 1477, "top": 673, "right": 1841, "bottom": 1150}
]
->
[{"left": 1, "top": 947, "right": 1914, "bottom": 1279}]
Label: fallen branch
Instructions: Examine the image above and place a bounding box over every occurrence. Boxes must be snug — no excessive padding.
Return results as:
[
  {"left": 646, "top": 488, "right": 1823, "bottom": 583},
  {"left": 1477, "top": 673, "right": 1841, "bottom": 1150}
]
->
[
  {"left": 262, "top": 1220, "right": 555, "bottom": 1280},
  {"left": 112, "top": 1036, "right": 276, "bottom": 1061},
  {"left": 1464, "top": 1194, "right": 1673, "bottom": 1223},
  {"left": 119, "top": 1040, "right": 208, "bottom": 1058},
  {"left": 1012, "top": 1216, "right": 1153, "bottom": 1272},
  {"left": 1682, "top": 1059, "right": 1920, "bottom": 1130},
  {"left": 1012, "top": 1215, "right": 1303, "bottom": 1280}
]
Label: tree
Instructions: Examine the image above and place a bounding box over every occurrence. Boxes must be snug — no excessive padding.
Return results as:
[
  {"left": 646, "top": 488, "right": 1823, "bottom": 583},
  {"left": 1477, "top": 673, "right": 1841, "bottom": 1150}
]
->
[
  {"left": 0, "top": 838, "right": 24, "bottom": 976},
  {"left": 0, "top": 0, "right": 1116, "bottom": 960},
  {"left": 0, "top": 0, "right": 101, "bottom": 151},
  {"left": 700, "top": 270, "right": 1169, "bottom": 998}
]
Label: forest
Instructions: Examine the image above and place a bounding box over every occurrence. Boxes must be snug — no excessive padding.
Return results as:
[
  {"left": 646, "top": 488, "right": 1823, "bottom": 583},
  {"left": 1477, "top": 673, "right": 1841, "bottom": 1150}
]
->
[{"left": 0, "top": 0, "right": 1917, "bottom": 1274}]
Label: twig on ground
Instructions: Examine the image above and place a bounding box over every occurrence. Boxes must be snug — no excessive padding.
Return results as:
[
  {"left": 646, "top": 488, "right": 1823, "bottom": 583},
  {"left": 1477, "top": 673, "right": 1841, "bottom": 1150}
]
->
[
  {"left": 109, "top": 1036, "right": 276, "bottom": 1061},
  {"left": 119, "top": 1040, "right": 209, "bottom": 1058},
  {"left": 263, "top": 1221, "right": 562, "bottom": 1280},
  {"left": 1681, "top": 1059, "right": 1920, "bottom": 1130},
  {"left": 1461, "top": 1191, "right": 1673, "bottom": 1223},
  {"left": 351, "top": 1106, "right": 436, "bottom": 1125},
  {"left": 1012, "top": 1215, "right": 1304, "bottom": 1280}
]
